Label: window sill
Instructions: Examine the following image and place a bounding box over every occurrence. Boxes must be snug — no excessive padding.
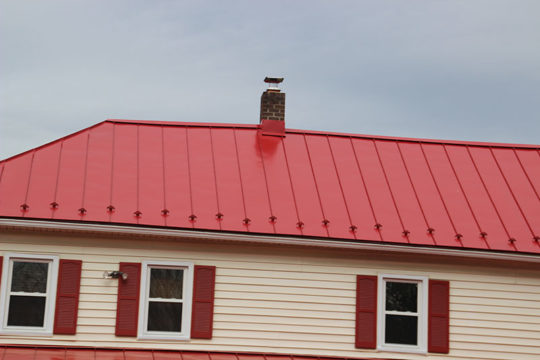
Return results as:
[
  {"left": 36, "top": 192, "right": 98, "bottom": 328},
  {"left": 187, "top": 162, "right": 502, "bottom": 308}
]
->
[
  {"left": 378, "top": 344, "right": 427, "bottom": 354},
  {"left": 137, "top": 333, "right": 190, "bottom": 341},
  {"left": 0, "top": 328, "right": 53, "bottom": 337}
]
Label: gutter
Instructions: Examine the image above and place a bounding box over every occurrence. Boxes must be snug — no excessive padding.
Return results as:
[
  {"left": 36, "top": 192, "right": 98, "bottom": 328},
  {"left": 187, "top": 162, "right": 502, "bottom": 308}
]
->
[{"left": 1, "top": 218, "right": 539, "bottom": 264}]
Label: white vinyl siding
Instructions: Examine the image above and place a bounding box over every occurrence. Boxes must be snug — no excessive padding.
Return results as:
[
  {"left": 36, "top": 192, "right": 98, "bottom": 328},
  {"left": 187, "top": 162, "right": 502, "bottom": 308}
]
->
[{"left": 0, "top": 232, "right": 539, "bottom": 360}]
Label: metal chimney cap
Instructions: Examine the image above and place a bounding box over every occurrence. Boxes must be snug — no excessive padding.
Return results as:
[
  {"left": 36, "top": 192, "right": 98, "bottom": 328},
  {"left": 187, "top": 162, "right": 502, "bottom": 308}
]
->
[{"left": 264, "top": 77, "right": 284, "bottom": 84}]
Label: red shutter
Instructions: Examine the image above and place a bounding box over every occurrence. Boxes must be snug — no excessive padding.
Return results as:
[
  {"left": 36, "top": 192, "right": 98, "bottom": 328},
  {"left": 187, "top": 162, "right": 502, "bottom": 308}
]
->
[
  {"left": 191, "top": 265, "right": 216, "bottom": 339},
  {"left": 54, "top": 259, "right": 82, "bottom": 334},
  {"left": 428, "top": 279, "right": 450, "bottom": 353},
  {"left": 355, "top": 275, "right": 377, "bottom": 349},
  {"left": 115, "top": 262, "right": 141, "bottom": 337}
]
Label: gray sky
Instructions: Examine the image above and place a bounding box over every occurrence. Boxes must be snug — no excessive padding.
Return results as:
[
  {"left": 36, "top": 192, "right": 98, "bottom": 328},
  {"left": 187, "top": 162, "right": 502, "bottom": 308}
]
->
[{"left": 1, "top": 0, "right": 539, "bottom": 160}]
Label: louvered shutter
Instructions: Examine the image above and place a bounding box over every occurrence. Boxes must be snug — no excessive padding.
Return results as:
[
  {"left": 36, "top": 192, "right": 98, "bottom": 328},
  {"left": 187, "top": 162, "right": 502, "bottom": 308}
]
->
[
  {"left": 54, "top": 259, "right": 82, "bottom": 334},
  {"left": 355, "top": 275, "right": 377, "bottom": 349},
  {"left": 428, "top": 279, "right": 450, "bottom": 353},
  {"left": 115, "top": 262, "right": 141, "bottom": 336},
  {"left": 191, "top": 265, "right": 216, "bottom": 339}
]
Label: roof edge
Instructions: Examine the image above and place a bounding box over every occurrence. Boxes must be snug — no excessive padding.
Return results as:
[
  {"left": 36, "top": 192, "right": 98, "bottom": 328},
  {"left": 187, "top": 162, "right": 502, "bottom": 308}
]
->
[
  {"left": 0, "top": 120, "right": 110, "bottom": 163},
  {"left": 2, "top": 218, "right": 539, "bottom": 263}
]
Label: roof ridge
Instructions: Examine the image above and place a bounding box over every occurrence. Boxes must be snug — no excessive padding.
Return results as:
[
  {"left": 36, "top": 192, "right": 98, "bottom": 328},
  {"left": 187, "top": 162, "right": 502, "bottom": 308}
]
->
[{"left": 106, "top": 119, "right": 540, "bottom": 150}]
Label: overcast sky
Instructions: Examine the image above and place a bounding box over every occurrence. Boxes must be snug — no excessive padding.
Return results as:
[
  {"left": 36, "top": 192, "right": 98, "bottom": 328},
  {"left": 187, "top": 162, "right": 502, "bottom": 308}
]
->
[{"left": 1, "top": 0, "right": 539, "bottom": 160}]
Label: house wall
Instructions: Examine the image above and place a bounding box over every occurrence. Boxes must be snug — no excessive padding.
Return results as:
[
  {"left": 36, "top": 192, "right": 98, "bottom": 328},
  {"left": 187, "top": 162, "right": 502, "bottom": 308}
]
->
[{"left": 0, "top": 230, "right": 539, "bottom": 360}]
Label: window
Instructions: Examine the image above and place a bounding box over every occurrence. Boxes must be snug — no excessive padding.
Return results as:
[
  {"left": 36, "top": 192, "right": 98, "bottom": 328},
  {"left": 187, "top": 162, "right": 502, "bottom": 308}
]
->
[
  {"left": 0, "top": 254, "right": 59, "bottom": 335},
  {"left": 378, "top": 274, "right": 428, "bottom": 353},
  {"left": 138, "top": 260, "right": 194, "bottom": 340}
]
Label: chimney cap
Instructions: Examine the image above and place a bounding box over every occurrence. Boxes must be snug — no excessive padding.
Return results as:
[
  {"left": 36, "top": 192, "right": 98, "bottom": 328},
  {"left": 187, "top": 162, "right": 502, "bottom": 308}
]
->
[{"left": 264, "top": 77, "right": 284, "bottom": 84}]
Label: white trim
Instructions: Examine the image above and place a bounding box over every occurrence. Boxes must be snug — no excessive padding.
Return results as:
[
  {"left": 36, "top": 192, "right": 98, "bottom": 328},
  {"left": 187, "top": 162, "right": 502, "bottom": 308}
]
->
[
  {"left": 0, "top": 253, "right": 59, "bottom": 336},
  {"left": 137, "top": 260, "right": 194, "bottom": 340},
  {"left": 1, "top": 218, "right": 539, "bottom": 263},
  {"left": 377, "top": 274, "right": 428, "bottom": 354}
]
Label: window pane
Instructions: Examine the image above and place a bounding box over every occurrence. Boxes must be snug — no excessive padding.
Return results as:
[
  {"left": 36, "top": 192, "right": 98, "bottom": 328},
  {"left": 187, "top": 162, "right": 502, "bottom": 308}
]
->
[
  {"left": 147, "top": 301, "right": 182, "bottom": 332},
  {"left": 386, "top": 281, "right": 417, "bottom": 312},
  {"left": 11, "top": 262, "right": 48, "bottom": 293},
  {"left": 7, "top": 295, "right": 46, "bottom": 327},
  {"left": 385, "top": 314, "right": 418, "bottom": 345},
  {"left": 149, "top": 268, "right": 183, "bottom": 299}
]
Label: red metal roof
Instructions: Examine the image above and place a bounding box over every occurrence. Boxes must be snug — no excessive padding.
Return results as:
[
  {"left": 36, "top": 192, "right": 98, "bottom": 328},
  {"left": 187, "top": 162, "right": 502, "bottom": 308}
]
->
[
  {"left": 1, "top": 119, "right": 540, "bottom": 254},
  {"left": 0, "top": 346, "right": 384, "bottom": 360}
]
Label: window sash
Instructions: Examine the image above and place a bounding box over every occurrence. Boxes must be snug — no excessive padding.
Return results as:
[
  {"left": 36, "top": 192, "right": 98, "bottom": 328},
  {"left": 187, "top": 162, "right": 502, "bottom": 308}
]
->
[
  {"left": 377, "top": 274, "right": 428, "bottom": 353},
  {"left": 138, "top": 261, "right": 193, "bottom": 340},
  {"left": 0, "top": 254, "right": 59, "bottom": 335}
]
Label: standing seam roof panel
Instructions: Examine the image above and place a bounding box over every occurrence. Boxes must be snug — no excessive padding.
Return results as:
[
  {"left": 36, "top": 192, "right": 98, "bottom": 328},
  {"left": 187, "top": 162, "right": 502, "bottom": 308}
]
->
[
  {"left": 138, "top": 125, "right": 167, "bottom": 227},
  {"left": 282, "top": 133, "right": 327, "bottom": 237},
  {"left": 304, "top": 134, "right": 355, "bottom": 240},
  {"left": 211, "top": 128, "right": 247, "bottom": 232},
  {"left": 234, "top": 128, "right": 275, "bottom": 234},
  {"left": 327, "top": 136, "right": 379, "bottom": 242},
  {"left": 445, "top": 145, "right": 512, "bottom": 251},
  {"left": 83, "top": 122, "right": 114, "bottom": 223},
  {"left": 257, "top": 136, "right": 302, "bottom": 236},
  {"left": 110, "top": 124, "right": 138, "bottom": 224},
  {"left": 493, "top": 148, "right": 540, "bottom": 242},
  {"left": 398, "top": 142, "right": 458, "bottom": 248},
  {"left": 187, "top": 127, "right": 220, "bottom": 230},
  {"left": 375, "top": 140, "right": 434, "bottom": 246},
  {"left": 54, "top": 133, "right": 88, "bottom": 221},
  {"left": 25, "top": 142, "right": 61, "bottom": 220},
  {"left": 469, "top": 147, "right": 536, "bottom": 253},
  {"left": 350, "top": 138, "right": 406, "bottom": 243},
  {"left": 0, "top": 153, "right": 32, "bottom": 217},
  {"left": 162, "top": 126, "right": 192, "bottom": 229}
]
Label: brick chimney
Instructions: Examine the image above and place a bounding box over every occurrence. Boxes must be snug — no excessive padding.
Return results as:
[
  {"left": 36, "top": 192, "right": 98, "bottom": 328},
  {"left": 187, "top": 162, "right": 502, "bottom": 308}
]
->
[{"left": 259, "top": 77, "right": 285, "bottom": 136}]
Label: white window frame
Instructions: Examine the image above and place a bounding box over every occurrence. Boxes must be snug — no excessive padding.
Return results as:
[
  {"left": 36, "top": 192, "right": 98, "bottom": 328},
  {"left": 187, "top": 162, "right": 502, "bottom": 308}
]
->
[
  {"left": 138, "top": 260, "right": 194, "bottom": 340},
  {"left": 377, "top": 274, "right": 428, "bottom": 354},
  {"left": 0, "top": 253, "right": 59, "bottom": 336}
]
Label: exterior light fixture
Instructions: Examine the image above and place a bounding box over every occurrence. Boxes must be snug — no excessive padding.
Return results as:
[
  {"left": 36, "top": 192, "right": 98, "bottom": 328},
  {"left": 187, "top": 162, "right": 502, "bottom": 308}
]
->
[{"left": 103, "top": 271, "right": 128, "bottom": 280}]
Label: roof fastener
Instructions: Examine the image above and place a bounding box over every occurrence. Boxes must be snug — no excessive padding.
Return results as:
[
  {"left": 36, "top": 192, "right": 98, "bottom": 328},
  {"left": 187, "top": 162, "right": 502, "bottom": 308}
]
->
[
  {"left": 216, "top": 212, "right": 224, "bottom": 220},
  {"left": 20, "top": 203, "right": 29, "bottom": 211},
  {"left": 349, "top": 225, "right": 357, "bottom": 232},
  {"left": 243, "top": 218, "right": 251, "bottom": 225},
  {"left": 374, "top": 223, "right": 382, "bottom": 230},
  {"left": 322, "top": 219, "right": 330, "bottom": 226},
  {"left": 480, "top": 231, "right": 488, "bottom": 238},
  {"left": 78, "top": 208, "right": 87, "bottom": 215},
  {"left": 455, "top": 233, "right": 463, "bottom": 240},
  {"left": 269, "top": 215, "right": 277, "bottom": 223},
  {"left": 296, "top": 221, "right": 304, "bottom": 229},
  {"left": 134, "top": 210, "right": 142, "bottom": 217},
  {"left": 508, "top": 238, "right": 516, "bottom": 244},
  {"left": 402, "top": 230, "right": 410, "bottom": 236},
  {"left": 107, "top": 205, "right": 115, "bottom": 212},
  {"left": 188, "top": 214, "right": 197, "bottom": 221},
  {"left": 50, "top": 202, "right": 59, "bottom": 209},
  {"left": 161, "top": 209, "right": 170, "bottom": 216},
  {"left": 427, "top": 227, "right": 435, "bottom": 234},
  {"left": 534, "top": 236, "right": 540, "bottom": 242}
]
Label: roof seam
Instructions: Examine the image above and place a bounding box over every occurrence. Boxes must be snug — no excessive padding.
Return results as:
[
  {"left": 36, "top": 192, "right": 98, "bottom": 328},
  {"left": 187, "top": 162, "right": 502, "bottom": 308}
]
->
[
  {"left": 349, "top": 137, "right": 381, "bottom": 241},
  {"left": 280, "top": 137, "right": 302, "bottom": 235},
  {"left": 373, "top": 140, "right": 407, "bottom": 239},
  {"left": 443, "top": 144, "right": 486, "bottom": 247},
  {"left": 491, "top": 148, "right": 535, "bottom": 238},
  {"left": 326, "top": 136, "right": 355, "bottom": 239},
  {"left": 303, "top": 134, "right": 330, "bottom": 237},
  {"left": 419, "top": 143, "right": 460, "bottom": 242},
  {"left": 209, "top": 128, "right": 222, "bottom": 231}
]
